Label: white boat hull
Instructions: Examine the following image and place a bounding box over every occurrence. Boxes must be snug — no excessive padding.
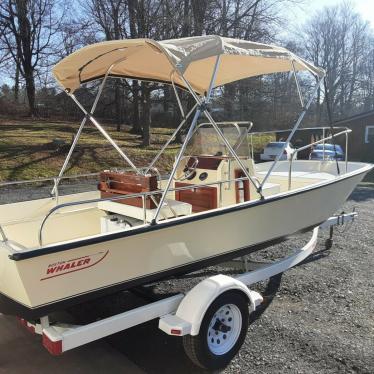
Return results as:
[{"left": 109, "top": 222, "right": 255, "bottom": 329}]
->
[{"left": 0, "top": 163, "right": 371, "bottom": 319}]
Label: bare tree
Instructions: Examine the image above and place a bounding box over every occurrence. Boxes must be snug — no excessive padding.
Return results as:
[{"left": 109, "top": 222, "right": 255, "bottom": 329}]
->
[
  {"left": 0, "top": 0, "right": 61, "bottom": 116},
  {"left": 301, "top": 2, "right": 374, "bottom": 119},
  {"left": 128, "top": 0, "right": 141, "bottom": 135},
  {"left": 121, "top": 0, "right": 164, "bottom": 145},
  {"left": 58, "top": 20, "right": 96, "bottom": 58},
  {"left": 83, "top": 0, "right": 129, "bottom": 129},
  {"left": 0, "top": 0, "right": 337, "bottom": 137}
]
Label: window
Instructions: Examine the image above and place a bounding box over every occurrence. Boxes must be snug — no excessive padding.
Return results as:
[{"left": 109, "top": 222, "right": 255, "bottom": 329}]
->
[{"left": 365, "top": 126, "right": 374, "bottom": 144}]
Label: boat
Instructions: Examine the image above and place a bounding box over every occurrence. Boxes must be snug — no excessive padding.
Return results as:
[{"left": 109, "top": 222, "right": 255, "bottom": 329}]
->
[{"left": 0, "top": 35, "right": 372, "bottom": 321}]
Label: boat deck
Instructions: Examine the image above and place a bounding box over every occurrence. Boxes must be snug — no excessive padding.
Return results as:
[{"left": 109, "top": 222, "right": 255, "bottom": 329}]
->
[
  {"left": 0, "top": 161, "right": 369, "bottom": 251},
  {"left": 257, "top": 170, "right": 336, "bottom": 180}
]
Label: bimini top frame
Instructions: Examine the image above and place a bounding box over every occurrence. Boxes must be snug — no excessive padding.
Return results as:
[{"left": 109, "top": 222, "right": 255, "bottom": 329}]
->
[{"left": 52, "top": 35, "right": 326, "bottom": 223}]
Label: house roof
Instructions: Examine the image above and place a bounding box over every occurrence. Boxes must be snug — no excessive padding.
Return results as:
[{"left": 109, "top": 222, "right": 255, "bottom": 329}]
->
[{"left": 333, "top": 109, "right": 374, "bottom": 125}]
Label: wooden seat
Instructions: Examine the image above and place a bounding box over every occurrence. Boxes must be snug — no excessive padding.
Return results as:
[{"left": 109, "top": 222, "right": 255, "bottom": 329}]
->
[
  {"left": 98, "top": 199, "right": 192, "bottom": 222},
  {"left": 175, "top": 182, "right": 217, "bottom": 213},
  {"left": 98, "top": 171, "right": 159, "bottom": 208}
]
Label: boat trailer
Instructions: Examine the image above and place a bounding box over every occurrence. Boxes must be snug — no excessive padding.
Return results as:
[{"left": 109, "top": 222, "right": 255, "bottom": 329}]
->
[{"left": 17, "top": 211, "right": 356, "bottom": 370}]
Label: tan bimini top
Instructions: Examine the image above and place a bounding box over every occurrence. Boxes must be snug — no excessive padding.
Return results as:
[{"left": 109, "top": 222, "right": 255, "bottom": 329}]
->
[{"left": 53, "top": 35, "right": 325, "bottom": 95}]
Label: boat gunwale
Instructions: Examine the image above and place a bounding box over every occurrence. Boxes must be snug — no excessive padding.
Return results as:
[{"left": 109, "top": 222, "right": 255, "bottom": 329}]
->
[{"left": 8, "top": 162, "right": 373, "bottom": 262}]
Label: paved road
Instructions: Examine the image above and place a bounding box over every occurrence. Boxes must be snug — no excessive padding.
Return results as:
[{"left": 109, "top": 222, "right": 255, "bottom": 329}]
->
[{"left": 0, "top": 186, "right": 373, "bottom": 373}]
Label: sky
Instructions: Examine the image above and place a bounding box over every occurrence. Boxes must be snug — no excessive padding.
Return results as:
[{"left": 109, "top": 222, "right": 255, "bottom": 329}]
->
[{"left": 289, "top": 0, "right": 374, "bottom": 29}]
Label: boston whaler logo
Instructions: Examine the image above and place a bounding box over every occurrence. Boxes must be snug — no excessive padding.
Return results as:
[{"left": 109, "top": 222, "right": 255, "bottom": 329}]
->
[{"left": 41, "top": 251, "right": 109, "bottom": 280}]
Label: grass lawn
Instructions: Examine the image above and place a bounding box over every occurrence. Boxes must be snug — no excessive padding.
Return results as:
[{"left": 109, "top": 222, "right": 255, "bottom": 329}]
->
[
  {"left": 0, "top": 119, "right": 275, "bottom": 183},
  {"left": 0, "top": 119, "right": 181, "bottom": 182},
  {"left": 3, "top": 119, "right": 370, "bottom": 186}
]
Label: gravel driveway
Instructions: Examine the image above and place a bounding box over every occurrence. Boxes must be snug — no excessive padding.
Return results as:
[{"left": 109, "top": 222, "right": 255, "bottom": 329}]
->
[{"left": 0, "top": 185, "right": 373, "bottom": 373}]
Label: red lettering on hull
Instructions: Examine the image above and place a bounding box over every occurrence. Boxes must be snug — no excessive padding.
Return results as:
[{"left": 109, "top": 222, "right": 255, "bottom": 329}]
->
[{"left": 41, "top": 252, "right": 108, "bottom": 281}]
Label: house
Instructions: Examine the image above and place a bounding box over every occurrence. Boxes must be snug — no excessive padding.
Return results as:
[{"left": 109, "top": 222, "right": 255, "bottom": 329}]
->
[{"left": 332, "top": 110, "right": 374, "bottom": 162}]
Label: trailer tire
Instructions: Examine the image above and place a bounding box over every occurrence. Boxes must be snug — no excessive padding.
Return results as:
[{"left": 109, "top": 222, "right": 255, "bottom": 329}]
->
[{"left": 182, "top": 290, "right": 249, "bottom": 370}]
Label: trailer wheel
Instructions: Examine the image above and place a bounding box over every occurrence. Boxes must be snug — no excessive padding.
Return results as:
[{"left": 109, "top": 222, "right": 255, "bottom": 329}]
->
[{"left": 183, "top": 291, "right": 249, "bottom": 370}]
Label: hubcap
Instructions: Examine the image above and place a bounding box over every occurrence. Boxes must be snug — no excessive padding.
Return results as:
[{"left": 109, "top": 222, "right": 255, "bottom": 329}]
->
[{"left": 207, "top": 304, "right": 242, "bottom": 355}]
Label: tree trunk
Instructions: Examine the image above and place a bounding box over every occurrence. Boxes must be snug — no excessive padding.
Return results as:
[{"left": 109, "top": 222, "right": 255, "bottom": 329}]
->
[
  {"left": 316, "top": 81, "right": 321, "bottom": 124},
  {"left": 163, "top": 87, "right": 169, "bottom": 112},
  {"left": 141, "top": 83, "right": 151, "bottom": 146},
  {"left": 25, "top": 70, "right": 37, "bottom": 117},
  {"left": 14, "top": 1, "right": 37, "bottom": 116},
  {"left": 115, "top": 81, "right": 122, "bottom": 131},
  {"left": 224, "top": 85, "right": 235, "bottom": 118},
  {"left": 14, "top": 64, "right": 20, "bottom": 103},
  {"left": 182, "top": 0, "right": 190, "bottom": 36},
  {"left": 191, "top": 0, "right": 207, "bottom": 35},
  {"left": 130, "top": 80, "right": 142, "bottom": 134},
  {"left": 128, "top": 1, "right": 142, "bottom": 135}
]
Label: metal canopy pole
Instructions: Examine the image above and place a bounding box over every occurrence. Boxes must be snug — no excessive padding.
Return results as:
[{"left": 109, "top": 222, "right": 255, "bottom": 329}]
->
[
  {"left": 260, "top": 76, "right": 325, "bottom": 188},
  {"left": 69, "top": 94, "right": 140, "bottom": 174},
  {"left": 345, "top": 130, "right": 349, "bottom": 173},
  {"left": 171, "top": 71, "right": 185, "bottom": 118},
  {"left": 291, "top": 60, "right": 305, "bottom": 108},
  {"left": 144, "top": 103, "right": 198, "bottom": 175},
  {"left": 52, "top": 57, "right": 131, "bottom": 194},
  {"left": 177, "top": 71, "right": 263, "bottom": 197},
  {"left": 151, "top": 55, "right": 221, "bottom": 224},
  {"left": 323, "top": 77, "right": 340, "bottom": 175},
  {"left": 51, "top": 68, "right": 112, "bottom": 195}
]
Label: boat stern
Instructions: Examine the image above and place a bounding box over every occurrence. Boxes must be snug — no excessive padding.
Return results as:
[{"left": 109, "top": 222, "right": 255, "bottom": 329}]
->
[{"left": 0, "top": 241, "right": 34, "bottom": 317}]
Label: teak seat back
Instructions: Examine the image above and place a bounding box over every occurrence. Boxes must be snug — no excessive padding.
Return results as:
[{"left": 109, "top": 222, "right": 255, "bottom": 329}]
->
[{"left": 98, "top": 171, "right": 159, "bottom": 209}]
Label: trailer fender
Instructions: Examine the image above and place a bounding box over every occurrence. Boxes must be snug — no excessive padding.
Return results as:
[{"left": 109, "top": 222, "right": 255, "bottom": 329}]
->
[{"left": 175, "top": 274, "right": 262, "bottom": 336}]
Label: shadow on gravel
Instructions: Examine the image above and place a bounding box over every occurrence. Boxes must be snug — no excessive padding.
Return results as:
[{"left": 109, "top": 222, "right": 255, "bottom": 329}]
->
[
  {"left": 67, "top": 238, "right": 341, "bottom": 374},
  {"left": 66, "top": 273, "right": 284, "bottom": 373},
  {"left": 297, "top": 247, "right": 331, "bottom": 266},
  {"left": 100, "top": 237, "right": 344, "bottom": 373},
  {"left": 348, "top": 186, "right": 374, "bottom": 202},
  {"left": 99, "top": 275, "right": 284, "bottom": 374},
  {"left": 67, "top": 289, "right": 208, "bottom": 373},
  {"left": 107, "top": 320, "right": 207, "bottom": 374},
  {"left": 249, "top": 274, "right": 283, "bottom": 323}
]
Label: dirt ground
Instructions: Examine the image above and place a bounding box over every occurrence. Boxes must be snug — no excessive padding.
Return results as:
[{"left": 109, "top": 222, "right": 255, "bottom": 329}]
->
[{"left": 0, "top": 185, "right": 373, "bottom": 373}]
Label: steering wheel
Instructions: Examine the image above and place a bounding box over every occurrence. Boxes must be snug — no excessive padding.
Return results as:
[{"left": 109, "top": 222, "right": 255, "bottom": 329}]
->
[{"left": 173, "top": 156, "right": 199, "bottom": 181}]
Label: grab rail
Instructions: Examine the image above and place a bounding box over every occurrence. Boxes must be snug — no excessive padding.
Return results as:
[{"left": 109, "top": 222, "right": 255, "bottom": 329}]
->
[
  {"left": 198, "top": 121, "right": 253, "bottom": 132},
  {"left": 0, "top": 168, "right": 162, "bottom": 189},
  {"left": 0, "top": 224, "right": 7, "bottom": 242},
  {"left": 38, "top": 175, "right": 255, "bottom": 247},
  {"left": 0, "top": 167, "right": 163, "bottom": 204},
  {"left": 0, "top": 172, "right": 100, "bottom": 188},
  {"left": 288, "top": 129, "right": 351, "bottom": 190},
  {"left": 248, "top": 126, "right": 348, "bottom": 136}
]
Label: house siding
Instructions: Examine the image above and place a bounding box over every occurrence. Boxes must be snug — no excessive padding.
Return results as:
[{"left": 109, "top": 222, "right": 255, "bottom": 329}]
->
[{"left": 335, "top": 111, "right": 374, "bottom": 162}]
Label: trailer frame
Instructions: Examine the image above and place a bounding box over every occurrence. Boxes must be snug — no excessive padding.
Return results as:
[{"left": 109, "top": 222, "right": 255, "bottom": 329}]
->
[{"left": 17, "top": 212, "right": 356, "bottom": 361}]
